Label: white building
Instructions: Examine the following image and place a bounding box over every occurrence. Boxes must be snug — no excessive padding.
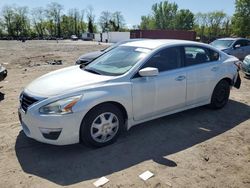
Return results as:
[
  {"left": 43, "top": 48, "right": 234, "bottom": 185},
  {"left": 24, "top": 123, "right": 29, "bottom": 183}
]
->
[{"left": 94, "top": 32, "right": 130, "bottom": 43}]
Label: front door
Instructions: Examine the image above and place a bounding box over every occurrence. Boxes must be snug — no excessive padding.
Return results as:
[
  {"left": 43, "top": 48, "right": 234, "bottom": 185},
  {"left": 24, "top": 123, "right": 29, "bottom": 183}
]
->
[{"left": 131, "top": 46, "right": 186, "bottom": 121}]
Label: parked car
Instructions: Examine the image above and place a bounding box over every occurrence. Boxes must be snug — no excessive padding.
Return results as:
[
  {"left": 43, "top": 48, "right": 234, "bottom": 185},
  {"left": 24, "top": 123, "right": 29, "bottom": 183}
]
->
[
  {"left": 210, "top": 38, "right": 250, "bottom": 60},
  {"left": 19, "top": 40, "right": 241, "bottom": 147},
  {"left": 241, "top": 55, "right": 250, "bottom": 76},
  {"left": 75, "top": 39, "right": 149, "bottom": 65},
  {"left": 0, "top": 64, "right": 7, "bottom": 82},
  {"left": 71, "top": 35, "right": 78, "bottom": 41}
]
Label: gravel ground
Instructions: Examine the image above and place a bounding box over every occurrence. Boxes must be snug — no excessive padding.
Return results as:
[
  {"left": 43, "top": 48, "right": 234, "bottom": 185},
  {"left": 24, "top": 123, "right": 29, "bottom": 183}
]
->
[{"left": 0, "top": 40, "right": 249, "bottom": 188}]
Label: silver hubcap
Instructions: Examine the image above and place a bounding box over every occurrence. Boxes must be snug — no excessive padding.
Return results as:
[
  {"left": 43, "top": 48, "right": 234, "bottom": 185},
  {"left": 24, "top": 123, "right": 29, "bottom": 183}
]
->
[{"left": 90, "top": 112, "right": 119, "bottom": 143}]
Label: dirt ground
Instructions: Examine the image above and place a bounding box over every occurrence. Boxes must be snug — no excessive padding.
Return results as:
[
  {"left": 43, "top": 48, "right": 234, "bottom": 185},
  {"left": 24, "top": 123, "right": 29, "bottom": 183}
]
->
[{"left": 0, "top": 40, "right": 249, "bottom": 188}]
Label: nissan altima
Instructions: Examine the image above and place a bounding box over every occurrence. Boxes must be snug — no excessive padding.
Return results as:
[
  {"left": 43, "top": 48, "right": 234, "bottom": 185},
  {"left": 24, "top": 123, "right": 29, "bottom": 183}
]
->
[{"left": 18, "top": 40, "right": 241, "bottom": 147}]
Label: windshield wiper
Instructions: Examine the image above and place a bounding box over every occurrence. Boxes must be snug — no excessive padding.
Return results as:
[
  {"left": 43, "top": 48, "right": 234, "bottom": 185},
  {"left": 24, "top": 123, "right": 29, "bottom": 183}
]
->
[{"left": 84, "top": 68, "right": 101, "bottom": 75}]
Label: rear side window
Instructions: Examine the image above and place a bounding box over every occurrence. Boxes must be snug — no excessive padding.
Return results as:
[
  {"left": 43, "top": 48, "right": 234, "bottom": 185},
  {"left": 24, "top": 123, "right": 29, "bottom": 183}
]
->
[
  {"left": 144, "top": 47, "right": 182, "bottom": 72},
  {"left": 209, "top": 49, "right": 220, "bottom": 61},
  {"left": 184, "top": 46, "right": 219, "bottom": 66}
]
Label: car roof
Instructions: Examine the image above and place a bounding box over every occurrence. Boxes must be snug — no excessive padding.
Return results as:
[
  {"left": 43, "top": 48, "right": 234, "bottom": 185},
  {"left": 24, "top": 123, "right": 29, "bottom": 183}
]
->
[
  {"left": 216, "top": 37, "right": 248, "bottom": 41},
  {"left": 121, "top": 39, "right": 208, "bottom": 50}
]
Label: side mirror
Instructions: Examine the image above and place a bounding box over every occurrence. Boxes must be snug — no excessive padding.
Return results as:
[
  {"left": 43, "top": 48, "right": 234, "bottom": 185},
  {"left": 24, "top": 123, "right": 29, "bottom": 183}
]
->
[
  {"left": 139, "top": 67, "right": 159, "bottom": 77},
  {"left": 234, "top": 44, "right": 241, "bottom": 49}
]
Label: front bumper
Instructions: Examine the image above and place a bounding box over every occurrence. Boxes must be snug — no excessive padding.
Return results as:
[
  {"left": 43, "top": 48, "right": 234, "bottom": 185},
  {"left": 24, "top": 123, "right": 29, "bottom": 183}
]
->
[
  {"left": 0, "top": 67, "right": 7, "bottom": 81},
  {"left": 233, "top": 71, "right": 241, "bottom": 89},
  {"left": 18, "top": 107, "right": 83, "bottom": 145}
]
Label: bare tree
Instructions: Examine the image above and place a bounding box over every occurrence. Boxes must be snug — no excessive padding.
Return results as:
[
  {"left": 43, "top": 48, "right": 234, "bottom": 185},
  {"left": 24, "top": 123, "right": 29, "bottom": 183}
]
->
[
  {"left": 31, "top": 7, "right": 46, "bottom": 38},
  {"left": 46, "top": 2, "right": 63, "bottom": 37},
  {"left": 86, "top": 6, "right": 95, "bottom": 33},
  {"left": 14, "top": 6, "right": 29, "bottom": 37},
  {"left": 1, "top": 5, "right": 15, "bottom": 37},
  {"left": 110, "top": 11, "right": 125, "bottom": 31},
  {"left": 99, "top": 11, "right": 112, "bottom": 32}
]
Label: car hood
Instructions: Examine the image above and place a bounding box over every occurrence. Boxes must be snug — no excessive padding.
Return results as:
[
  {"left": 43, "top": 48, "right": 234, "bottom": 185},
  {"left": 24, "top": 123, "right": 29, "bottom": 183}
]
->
[
  {"left": 25, "top": 66, "right": 114, "bottom": 97},
  {"left": 79, "top": 51, "right": 103, "bottom": 60}
]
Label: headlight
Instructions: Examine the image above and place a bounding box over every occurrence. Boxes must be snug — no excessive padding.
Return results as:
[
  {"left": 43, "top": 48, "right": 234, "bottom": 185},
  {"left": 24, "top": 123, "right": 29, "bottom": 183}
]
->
[{"left": 39, "top": 95, "right": 82, "bottom": 115}]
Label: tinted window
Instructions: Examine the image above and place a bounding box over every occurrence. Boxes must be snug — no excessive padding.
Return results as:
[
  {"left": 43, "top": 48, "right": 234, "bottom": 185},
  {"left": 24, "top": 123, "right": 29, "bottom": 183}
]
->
[
  {"left": 235, "top": 40, "right": 248, "bottom": 47},
  {"left": 184, "top": 47, "right": 218, "bottom": 66},
  {"left": 143, "top": 47, "right": 182, "bottom": 72},
  {"left": 209, "top": 49, "right": 220, "bottom": 61}
]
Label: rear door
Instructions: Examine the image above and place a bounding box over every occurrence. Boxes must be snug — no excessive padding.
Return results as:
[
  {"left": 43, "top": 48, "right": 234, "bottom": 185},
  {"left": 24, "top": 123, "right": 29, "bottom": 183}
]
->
[{"left": 184, "top": 46, "right": 221, "bottom": 106}]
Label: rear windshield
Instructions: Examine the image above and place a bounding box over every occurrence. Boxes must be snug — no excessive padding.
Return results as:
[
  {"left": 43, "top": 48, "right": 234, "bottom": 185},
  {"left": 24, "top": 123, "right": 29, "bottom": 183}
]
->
[{"left": 210, "top": 40, "right": 234, "bottom": 48}]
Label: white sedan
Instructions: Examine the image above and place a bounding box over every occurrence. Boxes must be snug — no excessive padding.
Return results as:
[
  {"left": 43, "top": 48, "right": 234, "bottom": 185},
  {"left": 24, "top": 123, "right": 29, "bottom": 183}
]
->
[{"left": 18, "top": 40, "right": 241, "bottom": 147}]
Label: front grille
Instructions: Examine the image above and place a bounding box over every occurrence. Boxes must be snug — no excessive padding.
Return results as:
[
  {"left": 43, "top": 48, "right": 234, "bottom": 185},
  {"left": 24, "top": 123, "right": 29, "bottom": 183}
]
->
[{"left": 21, "top": 93, "right": 38, "bottom": 112}]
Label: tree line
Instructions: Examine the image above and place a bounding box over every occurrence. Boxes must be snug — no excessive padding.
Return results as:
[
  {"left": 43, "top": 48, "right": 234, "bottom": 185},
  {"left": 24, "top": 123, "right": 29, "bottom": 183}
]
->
[
  {"left": 139, "top": 0, "right": 250, "bottom": 42},
  {"left": 0, "top": 2, "right": 126, "bottom": 39},
  {"left": 0, "top": 0, "right": 249, "bottom": 41}
]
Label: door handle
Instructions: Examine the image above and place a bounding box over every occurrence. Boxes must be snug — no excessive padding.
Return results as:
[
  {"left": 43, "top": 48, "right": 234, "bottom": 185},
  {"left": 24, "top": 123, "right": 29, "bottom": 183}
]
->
[
  {"left": 175, "top": 75, "right": 186, "bottom": 81},
  {"left": 211, "top": 67, "right": 219, "bottom": 72}
]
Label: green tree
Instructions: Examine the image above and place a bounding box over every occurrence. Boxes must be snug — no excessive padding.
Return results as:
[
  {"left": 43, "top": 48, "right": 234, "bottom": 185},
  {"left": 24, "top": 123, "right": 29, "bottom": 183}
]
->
[
  {"left": 1, "top": 5, "right": 15, "bottom": 37},
  {"left": 46, "top": 2, "right": 63, "bottom": 37},
  {"left": 1, "top": 5, "right": 30, "bottom": 38},
  {"left": 140, "top": 15, "right": 156, "bottom": 29},
  {"left": 207, "top": 11, "right": 226, "bottom": 38},
  {"left": 174, "top": 9, "right": 194, "bottom": 30},
  {"left": 195, "top": 11, "right": 228, "bottom": 42},
  {"left": 152, "top": 1, "right": 178, "bottom": 29},
  {"left": 31, "top": 7, "right": 46, "bottom": 38},
  {"left": 232, "top": 0, "right": 250, "bottom": 37}
]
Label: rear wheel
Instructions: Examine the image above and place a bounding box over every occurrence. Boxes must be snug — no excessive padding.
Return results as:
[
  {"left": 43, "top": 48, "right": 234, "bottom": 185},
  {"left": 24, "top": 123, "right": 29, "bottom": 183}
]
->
[
  {"left": 209, "top": 80, "right": 230, "bottom": 109},
  {"left": 80, "top": 103, "right": 124, "bottom": 147}
]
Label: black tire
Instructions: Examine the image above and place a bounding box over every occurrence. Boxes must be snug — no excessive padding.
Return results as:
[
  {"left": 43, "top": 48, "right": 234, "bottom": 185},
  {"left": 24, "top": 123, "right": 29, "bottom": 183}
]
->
[
  {"left": 80, "top": 103, "right": 124, "bottom": 147},
  {"left": 209, "top": 80, "right": 230, "bottom": 109}
]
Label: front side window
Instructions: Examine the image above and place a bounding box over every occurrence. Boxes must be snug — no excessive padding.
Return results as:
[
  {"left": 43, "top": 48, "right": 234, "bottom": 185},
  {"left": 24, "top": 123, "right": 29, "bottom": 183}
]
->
[
  {"left": 142, "top": 47, "right": 182, "bottom": 72},
  {"left": 85, "top": 46, "right": 151, "bottom": 76},
  {"left": 184, "top": 46, "right": 218, "bottom": 66},
  {"left": 234, "top": 40, "right": 248, "bottom": 47}
]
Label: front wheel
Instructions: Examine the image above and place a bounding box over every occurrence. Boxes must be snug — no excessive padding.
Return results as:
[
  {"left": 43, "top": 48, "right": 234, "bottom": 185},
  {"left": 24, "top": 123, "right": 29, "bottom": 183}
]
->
[
  {"left": 80, "top": 104, "right": 124, "bottom": 147},
  {"left": 209, "top": 80, "right": 230, "bottom": 109}
]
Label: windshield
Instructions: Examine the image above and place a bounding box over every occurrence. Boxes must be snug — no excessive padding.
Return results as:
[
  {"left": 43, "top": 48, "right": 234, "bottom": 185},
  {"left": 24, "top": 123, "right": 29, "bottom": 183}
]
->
[
  {"left": 101, "top": 41, "right": 125, "bottom": 52},
  {"left": 211, "top": 40, "right": 234, "bottom": 48},
  {"left": 101, "top": 45, "right": 114, "bottom": 52},
  {"left": 85, "top": 46, "right": 151, "bottom": 76}
]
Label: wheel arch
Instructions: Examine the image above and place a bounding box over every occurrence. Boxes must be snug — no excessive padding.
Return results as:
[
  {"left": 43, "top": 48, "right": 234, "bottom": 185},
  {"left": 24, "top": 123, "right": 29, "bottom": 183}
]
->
[
  {"left": 221, "top": 77, "right": 233, "bottom": 86},
  {"left": 79, "top": 101, "right": 128, "bottom": 142}
]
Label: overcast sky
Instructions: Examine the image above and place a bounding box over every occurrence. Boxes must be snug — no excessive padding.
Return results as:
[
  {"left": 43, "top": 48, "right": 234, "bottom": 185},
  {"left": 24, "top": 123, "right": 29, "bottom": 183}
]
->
[{"left": 0, "top": 0, "right": 235, "bottom": 27}]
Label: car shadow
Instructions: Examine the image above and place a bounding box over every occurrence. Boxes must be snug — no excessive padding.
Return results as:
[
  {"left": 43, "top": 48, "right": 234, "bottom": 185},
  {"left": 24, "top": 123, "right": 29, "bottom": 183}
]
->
[
  {"left": 0, "top": 92, "right": 5, "bottom": 101},
  {"left": 15, "top": 100, "right": 250, "bottom": 185},
  {"left": 244, "top": 75, "right": 250, "bottom": 80}
]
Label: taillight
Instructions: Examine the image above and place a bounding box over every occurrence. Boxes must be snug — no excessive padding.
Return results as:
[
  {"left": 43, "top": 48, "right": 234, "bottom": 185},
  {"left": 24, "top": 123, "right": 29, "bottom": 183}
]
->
[{"left": 234, "top": 61, "right": 241, "bottom": 71}]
